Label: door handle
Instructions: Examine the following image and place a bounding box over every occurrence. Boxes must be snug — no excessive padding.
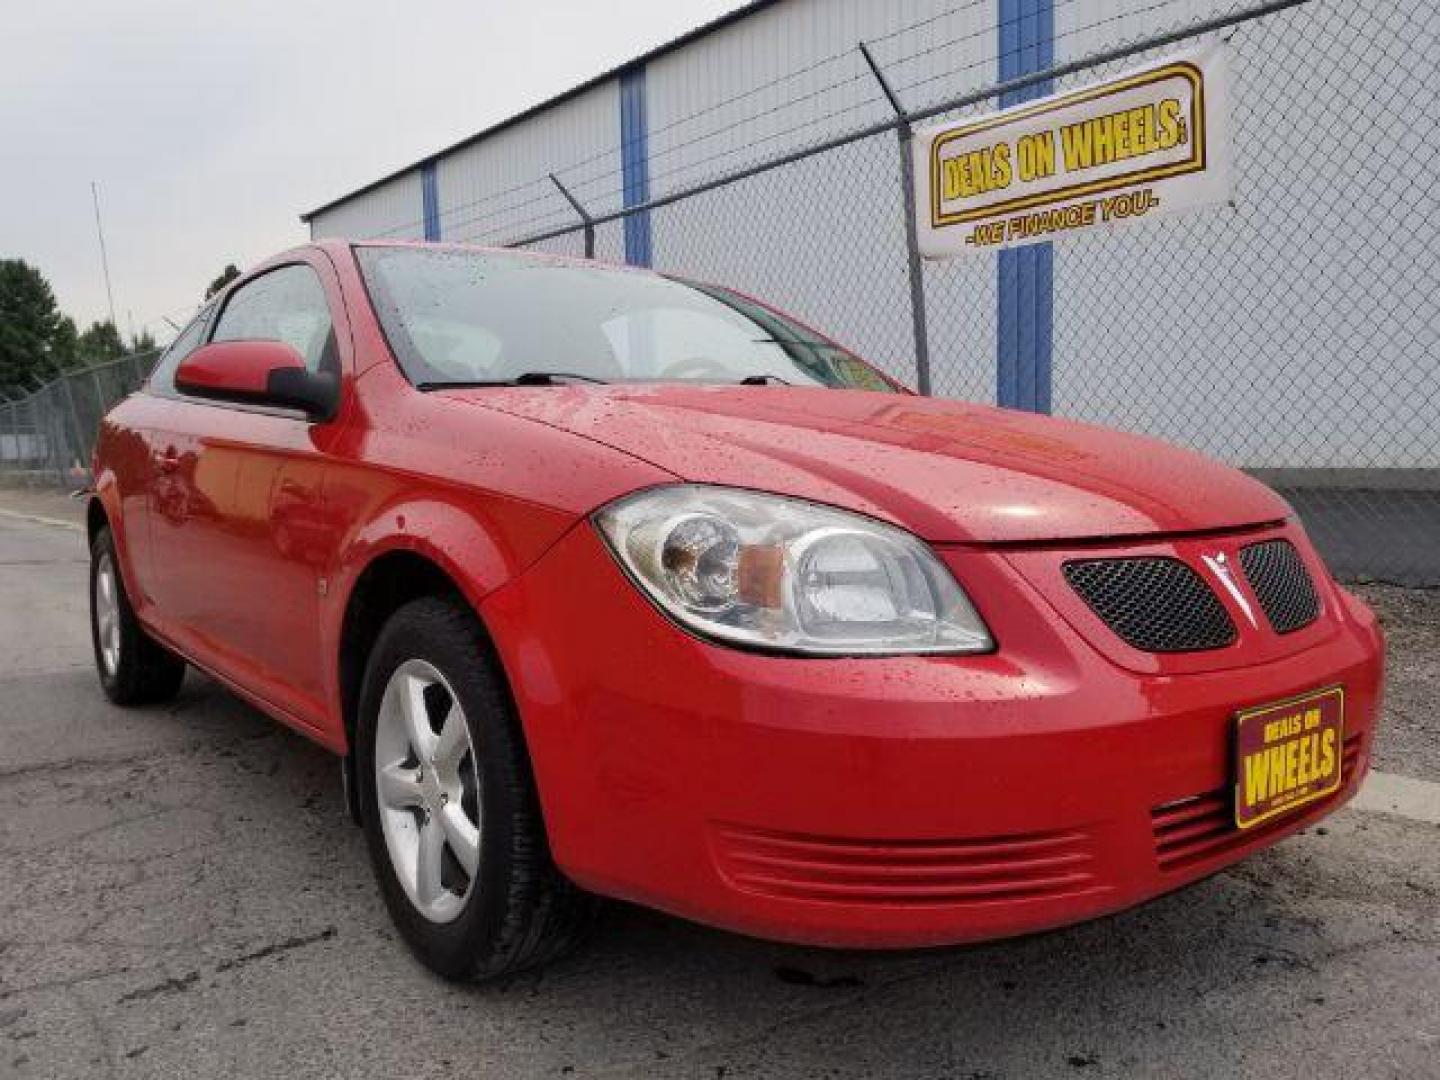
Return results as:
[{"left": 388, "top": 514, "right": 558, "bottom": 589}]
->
[{"left": 155, "top": 446, "right": 181, "bottom": 474}]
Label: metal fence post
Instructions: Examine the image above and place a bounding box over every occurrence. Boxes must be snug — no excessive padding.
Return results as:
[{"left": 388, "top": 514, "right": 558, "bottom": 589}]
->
[
  {"left": 29, "top": 395, "right": 44, "bottom": 473},
  {"left": 56, "top": 371, "right": 89, "bottom": 479},
  {"left": 91, "top": 365, "right": 108, "bottom": 418},
  {"left": 859, "top": 41, "right": 933, "bottom": 396},
  {"left": 0, "top": 395, "right": 13, "bottom": 465},
  {"left": 141, "top": 348, "right": 157, "bottom": 382},
  {"left": 13, "top": 396, "right": 27, "bottom": 468},
  {"left": 549, "top": 173, "right": 596, "bottom": 259},
  {"left": 33, "top": 381, "right": 64, "bottom": 485}
]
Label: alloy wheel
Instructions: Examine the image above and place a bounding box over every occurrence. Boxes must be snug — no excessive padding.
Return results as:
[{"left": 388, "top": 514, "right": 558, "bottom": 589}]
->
[
  {"left": 374, "top": 659, "right": 482, "bottom": 923},
  {"left": 94, "top": 552, "right": 122, "bottom": 676}
]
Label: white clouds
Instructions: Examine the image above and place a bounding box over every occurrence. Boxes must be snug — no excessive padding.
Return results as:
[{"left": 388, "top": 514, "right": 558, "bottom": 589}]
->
[{"left": 0, "top": 0, "right": 745, "bottom": 338}]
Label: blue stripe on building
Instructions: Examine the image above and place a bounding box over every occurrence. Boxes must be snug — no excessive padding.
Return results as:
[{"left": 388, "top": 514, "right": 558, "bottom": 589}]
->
[
  {"left": 421, "top": 162, "right": 441, "bottom": 241},
  {"left": 996, "top": 0, "right": 1054, "bottom": 413},
  {"left": 619, "top": 66, "right": 653, "bottom": 267}
]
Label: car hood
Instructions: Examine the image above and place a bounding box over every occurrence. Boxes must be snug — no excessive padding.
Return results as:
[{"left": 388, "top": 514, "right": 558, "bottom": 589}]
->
[{"left": 446, "top": 384, "right": 1289, "bottom": 545}]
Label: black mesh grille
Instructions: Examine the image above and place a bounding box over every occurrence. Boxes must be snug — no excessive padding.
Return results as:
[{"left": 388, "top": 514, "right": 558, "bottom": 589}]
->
[
  {"left": 1239, "top": 540, "right": 1321, "bottom": 634},
  {"left": 1063, "top": 558, "right": 1237, "bottom": 653}
]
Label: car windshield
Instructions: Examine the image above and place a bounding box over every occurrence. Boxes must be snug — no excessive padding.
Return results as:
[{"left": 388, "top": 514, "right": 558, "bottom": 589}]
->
[{"left": 355, "top": 246, "right": 899, "bottom": 392}]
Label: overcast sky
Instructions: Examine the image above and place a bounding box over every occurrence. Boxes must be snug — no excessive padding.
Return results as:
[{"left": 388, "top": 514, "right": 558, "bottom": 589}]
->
[{"left": 1, "top": 0, "right": 746, "bottom": 342}]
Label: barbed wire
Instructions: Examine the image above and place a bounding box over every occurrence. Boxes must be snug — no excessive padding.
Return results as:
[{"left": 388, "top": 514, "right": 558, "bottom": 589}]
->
[
  {"left": 494, "top": 0, "right": 1309, "bottom": 253},
  {"left": 336, "top": 0, "right": 1023, "bottom": 240},
  {"left": 474, "top": 0, "right": 1184, "bottom": 241},
  {"left": 892, "top": 0, "right": 1221, "bottom": 100},
  {"left": 356, "top": 0, "right": 1207, "bottom": 242}
]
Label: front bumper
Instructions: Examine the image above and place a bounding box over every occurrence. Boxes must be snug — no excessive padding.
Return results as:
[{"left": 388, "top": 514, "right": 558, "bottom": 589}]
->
[{"left": 480, "top": 520, "right": 1385, "bottom": 948}]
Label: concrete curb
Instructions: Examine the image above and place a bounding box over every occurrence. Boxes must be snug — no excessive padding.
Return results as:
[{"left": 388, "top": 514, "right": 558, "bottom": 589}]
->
[{"left": 1354, "top": 770, "right": 1440, "bottom": 826}]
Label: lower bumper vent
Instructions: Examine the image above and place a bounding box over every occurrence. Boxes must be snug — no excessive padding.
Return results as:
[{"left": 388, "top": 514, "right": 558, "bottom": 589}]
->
[
  {"left": 1151, "top": 733, "right": 1362, "bottom": 871},
  {"left": 712, "top": 825, "right": 1103, "bottom": 907}
]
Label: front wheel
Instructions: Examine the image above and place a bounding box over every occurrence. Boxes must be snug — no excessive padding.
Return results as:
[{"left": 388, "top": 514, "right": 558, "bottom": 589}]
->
[
  {"left": 355, "top": 596, "right": 595, "bottom": 980},
  {"left": 90, "top": 525, "right": 186, "bottom": 705}
]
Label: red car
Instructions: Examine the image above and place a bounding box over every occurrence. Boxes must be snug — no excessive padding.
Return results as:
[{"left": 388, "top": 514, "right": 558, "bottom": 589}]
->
[{"left": 88, "top": 241, "right": 1384, "bottom": 980}]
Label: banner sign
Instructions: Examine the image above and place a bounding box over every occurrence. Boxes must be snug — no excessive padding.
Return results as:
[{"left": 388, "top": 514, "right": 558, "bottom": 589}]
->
[{"left": 914, "top": 42, "right": 1231, "bottom": 257}]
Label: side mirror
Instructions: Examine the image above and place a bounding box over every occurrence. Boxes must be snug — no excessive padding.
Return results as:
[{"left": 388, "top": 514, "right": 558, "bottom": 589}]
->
[{"left": 174, "top": 340, "right": 338, "bottom": 421}]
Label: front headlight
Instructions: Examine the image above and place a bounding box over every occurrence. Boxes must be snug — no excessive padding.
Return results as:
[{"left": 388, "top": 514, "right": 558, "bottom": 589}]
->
[{"left": 594, "top": 485, "right": 993, "bottom": 656}]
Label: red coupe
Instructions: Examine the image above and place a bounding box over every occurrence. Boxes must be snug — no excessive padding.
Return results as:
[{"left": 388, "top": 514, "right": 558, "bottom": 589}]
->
[{"left": 88, "top": 241, "right": 1384, "bottom": 980}]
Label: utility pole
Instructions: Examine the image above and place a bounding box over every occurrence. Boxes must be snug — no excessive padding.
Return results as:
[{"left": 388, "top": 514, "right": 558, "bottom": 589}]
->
[{"left": 91, "top": 181, "right": 118, "bottom": 330}]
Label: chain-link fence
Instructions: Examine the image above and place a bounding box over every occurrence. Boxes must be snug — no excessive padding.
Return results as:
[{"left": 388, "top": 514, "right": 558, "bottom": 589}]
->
[
  {"left": 497, "top": 0, "right": 1436, "bottom": 585},
  {"left": 0, "top": 351, "right": 158, "bottom": 489},
  {"left": 6, "top": 0, "right": 1434, "bottom": 586}
]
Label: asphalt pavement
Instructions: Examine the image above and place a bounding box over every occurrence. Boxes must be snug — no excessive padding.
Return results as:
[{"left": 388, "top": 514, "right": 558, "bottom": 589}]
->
[{"left": 0, "top": 497, "right": 1436, "bottom": 1079}]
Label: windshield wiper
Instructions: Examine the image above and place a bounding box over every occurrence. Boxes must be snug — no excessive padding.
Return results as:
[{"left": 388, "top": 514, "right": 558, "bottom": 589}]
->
[
  {"left": 511, "top": 371, "right": 608, "bottom": 385},
  {"left": 418, "top": 371, "right": 790, "bottom": 390},
  {"left": 415, "top": 371, "right": 609, "bottom": 390}
]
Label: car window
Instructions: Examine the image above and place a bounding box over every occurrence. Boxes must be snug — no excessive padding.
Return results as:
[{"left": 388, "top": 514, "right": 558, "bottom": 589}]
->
[
  {"left": 355, "top": 246, "right": 898, "bottom": 392},
  {"left": 212, "top": 264, "right": 335, "bottom": 374},
  {"left": 147, "top": 306, "right": 212, "bottom": 395},
  {"left": 598, "top": 307, "right": 791, "bottom": 377},
  {"left": 406, "top": 317, "right": 504, "bottom": 382}
]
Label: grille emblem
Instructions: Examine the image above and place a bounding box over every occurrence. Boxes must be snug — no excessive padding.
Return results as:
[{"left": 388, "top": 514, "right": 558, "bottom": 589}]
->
[{"left": 1201, "top": 552, "right": 1258, "bottom": 629}]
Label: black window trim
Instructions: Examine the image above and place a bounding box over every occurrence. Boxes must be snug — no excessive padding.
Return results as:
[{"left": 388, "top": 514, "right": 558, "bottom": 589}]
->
[{"left": 142, "top": 300, "right": 216, "bottom": 399}]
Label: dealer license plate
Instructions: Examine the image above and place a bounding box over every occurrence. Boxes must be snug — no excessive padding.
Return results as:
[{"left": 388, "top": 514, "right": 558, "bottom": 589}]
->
[{"left": 1234, "top": 686, "right": 1344, "bottom": 829}]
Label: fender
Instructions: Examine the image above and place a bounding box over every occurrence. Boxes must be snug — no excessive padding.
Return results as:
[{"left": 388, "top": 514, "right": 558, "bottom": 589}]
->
[
  {"left": 318, "top": 489, "right": 580, "bottom": 750},
  {"left": 89, "top": 464, "right": 144, "bottom": 608}
]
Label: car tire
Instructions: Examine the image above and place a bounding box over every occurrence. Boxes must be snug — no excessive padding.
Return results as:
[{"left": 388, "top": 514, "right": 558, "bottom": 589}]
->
[
  {"left": 90, "top": 525, "right": 187, "bottom": 706},
  {"left": 355, "top": 596, "right": 596, "bottom": 981}
]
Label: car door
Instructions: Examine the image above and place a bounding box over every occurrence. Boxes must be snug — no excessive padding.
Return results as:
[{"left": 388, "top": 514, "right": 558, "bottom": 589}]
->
[
  {"left": 144, "top": 255, "right": 351, "bottom": 733},
  {"left": 107, "top": 303, "right": 214, "bottom": 611}
]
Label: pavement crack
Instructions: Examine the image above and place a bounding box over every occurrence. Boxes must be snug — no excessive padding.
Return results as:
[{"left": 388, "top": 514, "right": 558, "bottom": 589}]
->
[
  {"left": 0, "top": 730, "right": 280, "bottom": 785},
  {"left": 115, "top": 970, "right": 199, "bottom": 1004},
  {"left": 214, "top": 927, "right": 337, "bottom": 973},
  {"left": 0, "top": 749, "right": 161, "bottom": 783},
  {"left": 0, "top": 966, "right": 135, "bottom": 1002},
  {"left": 98, "top": 928, "right": 337, "bottom": 1008}
]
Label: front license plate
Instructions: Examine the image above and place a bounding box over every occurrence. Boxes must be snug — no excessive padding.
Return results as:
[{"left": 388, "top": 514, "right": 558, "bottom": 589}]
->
[{"left": 1234, "top": 686, "right": 1344, "bottom": 830}]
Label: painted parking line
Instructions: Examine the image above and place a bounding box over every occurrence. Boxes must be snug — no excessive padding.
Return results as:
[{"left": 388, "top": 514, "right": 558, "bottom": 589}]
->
[
  {"left": 1354, "top": 770, "right": 1440, "bottom": 826},
  {"left": 0, "top": 506, "right": 84, "bottom": 531}
]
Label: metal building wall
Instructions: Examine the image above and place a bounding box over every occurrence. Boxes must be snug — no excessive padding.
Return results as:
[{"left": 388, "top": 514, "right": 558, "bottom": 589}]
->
[
  {"left": 301, "top": 0, "right": 1435, "bottom": 472},
  {"left": 1048, "top": 0, "right": 1436, "bottom": 469},
  {"left": 302, "top": 0, "right": 1006, "bottom": 389},
  {"left": 309, "top": 168, "right": 425, "bottom": 241},
  {"left": 436, "top": 82, "right": 622, "bottom": 249},
  {"left": 642, "top": 0, "right": 998, "bottom": 391}
]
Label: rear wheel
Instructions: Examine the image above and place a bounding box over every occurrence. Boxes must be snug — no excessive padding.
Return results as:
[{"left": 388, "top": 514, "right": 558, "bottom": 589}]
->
[
  {"left": 90, "top": 526, "right": 186, "bottom": 705},
  {"left": 355, "top": 596, "right": 595, "bottom": 980}
]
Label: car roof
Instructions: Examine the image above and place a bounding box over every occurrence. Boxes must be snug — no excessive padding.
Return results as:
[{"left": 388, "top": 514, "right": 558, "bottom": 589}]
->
[{"left": 308, "top": 237, "right": 659, "bottom": 277}]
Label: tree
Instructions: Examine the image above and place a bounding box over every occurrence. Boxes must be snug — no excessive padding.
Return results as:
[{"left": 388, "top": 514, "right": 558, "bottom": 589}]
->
[
  {"left": 77, "top": 320, "right": 126, "bottom": 366},
  {"left": 129, "top": 329, "right": 157, "bottom": 354},
  {"left": 0, "top": 258, "right": 65, "bottom": 394},
  {"left": 206, "top": 263, "right": 240, "bottom": 299},
  {"left": 51, "top": 316, "right": 79, "bottom": 373}
]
